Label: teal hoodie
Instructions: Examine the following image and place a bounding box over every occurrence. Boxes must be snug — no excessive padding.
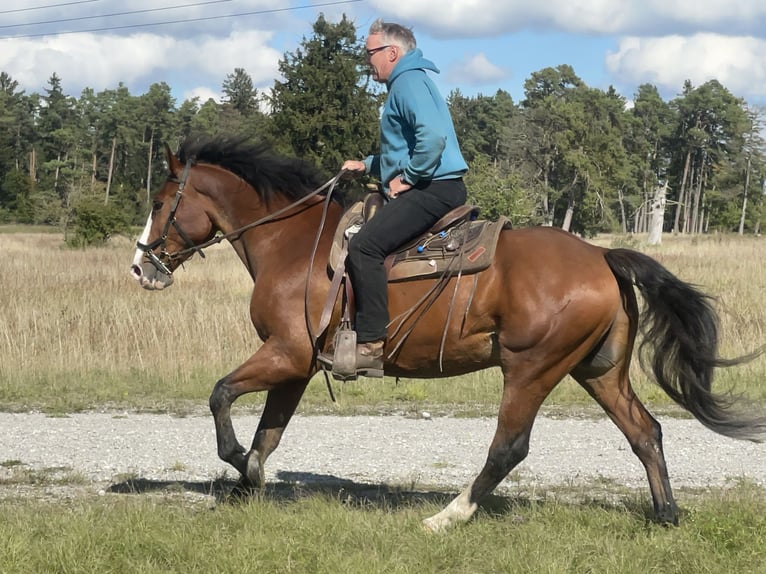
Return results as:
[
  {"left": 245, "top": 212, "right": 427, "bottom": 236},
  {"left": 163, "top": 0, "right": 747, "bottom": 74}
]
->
[{"left": 363, "top": 49, "right": 468, "bottom": 192}]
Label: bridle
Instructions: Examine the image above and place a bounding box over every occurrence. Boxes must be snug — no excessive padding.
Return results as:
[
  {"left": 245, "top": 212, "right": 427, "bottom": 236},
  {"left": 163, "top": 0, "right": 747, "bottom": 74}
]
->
[
  {"left": 135, "top": 159, "right": 207, "bottom": 276},
  {"left": 135, "top": 159, "right": 344, "bottom": 278}
]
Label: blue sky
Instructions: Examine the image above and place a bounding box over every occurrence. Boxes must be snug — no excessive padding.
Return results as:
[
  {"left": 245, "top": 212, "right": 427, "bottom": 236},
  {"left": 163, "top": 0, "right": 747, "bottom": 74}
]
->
[{"left": 2, "top": 0, "right": 766, "bottom": 110}]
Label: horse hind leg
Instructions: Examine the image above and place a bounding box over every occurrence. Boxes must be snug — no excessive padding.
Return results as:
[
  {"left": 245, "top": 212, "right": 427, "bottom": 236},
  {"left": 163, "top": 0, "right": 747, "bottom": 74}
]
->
[{"left": 572, "top": 321, "right": 678, "bottom": 525}]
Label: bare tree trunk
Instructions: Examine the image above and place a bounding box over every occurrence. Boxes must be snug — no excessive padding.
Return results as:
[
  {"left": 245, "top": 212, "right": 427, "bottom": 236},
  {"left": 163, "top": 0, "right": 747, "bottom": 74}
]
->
[
  {"left": 739, "top": 153, "right": 752, "bottom": 235},
  {"left": 673, "top": 150, "right": 692, "bottom": 234},
  {"left": 29, "top": 147, "right": 36, "bottom": 182},
  {"left": 634, "top": 200, "right": 646, "bottom": 234},
  {"left": 642, "top": 191, "right": 651, "bottom": 232},
  {"left": 105, "top": 137, "right": 116, "bottom": 205},
  {"left": 91, "top": 150, "right": 97, "bottom": 191},
  {"left": 683, "top": 163, "right": 698, "bottom": 234},
  {"left": 647, "top": 182, "right": 668, "bottom": 245},
  {"left": 617, "top": 188, "right": 627, "bottom": 233},
  {"left": 559, "top": 172, "right": 579, "bottom": 232},
  {"left": 561, "top": 197, "right": 574, "bottom": 232},
  {"left": 53, "top": 152, "right": 61, "bottom": 197},
  {"left": 146, "top": 129, "right": 154, "bottom": 204},
  {"left": 541, "top": 162, "right": 553, "bottom": 227},
  {"left": 690, "top": 156, "right": 705, "bottom": 234}
]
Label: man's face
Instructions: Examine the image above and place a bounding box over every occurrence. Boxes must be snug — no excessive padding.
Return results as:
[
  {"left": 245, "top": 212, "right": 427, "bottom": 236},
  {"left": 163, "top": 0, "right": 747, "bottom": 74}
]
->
[{"left": 365, "top": 33, "right": 396, "bottom": 83}]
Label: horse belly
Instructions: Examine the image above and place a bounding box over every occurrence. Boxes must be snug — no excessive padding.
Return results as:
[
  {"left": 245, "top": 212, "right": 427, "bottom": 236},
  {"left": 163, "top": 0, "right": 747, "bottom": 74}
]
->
[
  {"left": 385, "top": 276, "right": 502, "bottom": 378},
  {"left": 385, "top": 331, "right": 500, "bottom": 378}
]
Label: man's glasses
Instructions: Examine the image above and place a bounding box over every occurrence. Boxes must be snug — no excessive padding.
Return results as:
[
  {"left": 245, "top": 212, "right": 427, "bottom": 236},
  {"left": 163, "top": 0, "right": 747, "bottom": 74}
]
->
[{"left": 365, "top": 45, "right": 390, "bottom": 57}]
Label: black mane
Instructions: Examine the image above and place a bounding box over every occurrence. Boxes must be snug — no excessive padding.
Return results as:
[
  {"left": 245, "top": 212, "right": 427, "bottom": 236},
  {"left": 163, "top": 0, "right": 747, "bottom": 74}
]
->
[{"left": 176, "top": 135, "right": 332, "bottom": 204}]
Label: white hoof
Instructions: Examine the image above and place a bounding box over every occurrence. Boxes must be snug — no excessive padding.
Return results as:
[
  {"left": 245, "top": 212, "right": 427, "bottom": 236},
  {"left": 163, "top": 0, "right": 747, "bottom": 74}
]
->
[
  {"left": 423, "top": 485, "right": 478, "bottom": 532},
  {"left": 422, "top": 515, "right": 452, "bottom": 533},
  {"left": 244, "top": 450, "right": 264, "bottom": 487}
]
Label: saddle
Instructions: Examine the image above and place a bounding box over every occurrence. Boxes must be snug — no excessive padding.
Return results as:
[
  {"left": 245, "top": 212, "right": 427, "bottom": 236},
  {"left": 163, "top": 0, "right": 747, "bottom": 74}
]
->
[
  {"left": 317, "top": 192, "right": 511, "bottom": 381},
  {"left": 328, "top": 193, "right": 510, "bottom": 281}
]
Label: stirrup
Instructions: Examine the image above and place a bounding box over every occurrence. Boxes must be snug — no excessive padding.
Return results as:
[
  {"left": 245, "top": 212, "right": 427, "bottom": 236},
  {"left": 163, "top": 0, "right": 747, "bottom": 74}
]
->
[{"left": 318, "top": 328, "right": 359, "bottom": 381}]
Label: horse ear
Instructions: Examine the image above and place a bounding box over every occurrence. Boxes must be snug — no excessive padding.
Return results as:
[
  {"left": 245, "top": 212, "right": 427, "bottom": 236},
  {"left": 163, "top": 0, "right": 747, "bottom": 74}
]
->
[{"left": 164, "top": 142, "right": 183, "bottom": 176}]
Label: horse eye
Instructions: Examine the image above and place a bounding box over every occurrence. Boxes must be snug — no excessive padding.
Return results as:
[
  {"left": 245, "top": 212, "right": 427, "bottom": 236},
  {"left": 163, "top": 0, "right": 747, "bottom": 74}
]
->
[{"left": 152, "top": 200, "right": 163, "bottom": 212}]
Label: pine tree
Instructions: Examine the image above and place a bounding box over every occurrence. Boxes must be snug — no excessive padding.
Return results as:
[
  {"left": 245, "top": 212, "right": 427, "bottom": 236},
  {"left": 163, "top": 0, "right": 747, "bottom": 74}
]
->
[{"left": 268, "top": 13, "right": 381, "bottom": 178}]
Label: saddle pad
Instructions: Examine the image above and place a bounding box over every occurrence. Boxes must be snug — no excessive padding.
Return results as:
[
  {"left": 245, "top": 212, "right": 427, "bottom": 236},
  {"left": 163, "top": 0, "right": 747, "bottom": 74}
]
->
[
  {"left": 328, "top": 201, "right": 510, "bottom": 282},
  {"left": 387, "top": 217, "right": 508, "bottom": 281}
]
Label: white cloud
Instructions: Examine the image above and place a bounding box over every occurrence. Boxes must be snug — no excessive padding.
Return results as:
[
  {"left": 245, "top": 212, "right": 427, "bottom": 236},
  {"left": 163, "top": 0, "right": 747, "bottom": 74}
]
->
[
  {"left": 183, "top": 86, "right": 222, "bottom": 104},
  {"left": 5, "top": 0, "right": 766, "bottom": 108},
  {"left": 0, "top": 30, "right": 281, "bottom": 98},
  {"left": 606, "top": 34, "right": 766, "bottom": 98},
  {"left": 447, "top": 53, "right": 510, "bottom": 86},
  {"left": 187, "top": 30, "right": 282, "bottom": 88},
  {"left": 372, "top": 0, "right": 766, "bottom": 36}
]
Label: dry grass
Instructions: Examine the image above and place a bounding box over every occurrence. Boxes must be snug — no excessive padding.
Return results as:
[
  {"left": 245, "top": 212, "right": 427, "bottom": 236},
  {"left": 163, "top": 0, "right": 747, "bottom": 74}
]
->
[
  {"left": 1, "top": 229, "right": 765, "bottom": 412},
  {"left": 1, "top": 232, "right": 256, "bottom": 410}
]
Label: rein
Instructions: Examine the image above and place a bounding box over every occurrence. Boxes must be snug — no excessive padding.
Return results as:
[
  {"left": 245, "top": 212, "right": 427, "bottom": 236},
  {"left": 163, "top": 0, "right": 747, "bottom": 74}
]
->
[
  {"left": 136, "top": 160, "right": 344, "bottom": 270},
  {"left": 136, "top": 160, "right": 344, "bottom": 364},
  {"left": 167, "top": 168, "right": 345, "bottom": 262}
]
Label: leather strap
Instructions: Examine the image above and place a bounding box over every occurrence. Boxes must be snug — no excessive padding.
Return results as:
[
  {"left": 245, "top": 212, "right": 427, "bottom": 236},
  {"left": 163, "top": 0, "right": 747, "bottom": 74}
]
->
[{"left": 316, "top": 245, "right": 348, "bottom": 340}]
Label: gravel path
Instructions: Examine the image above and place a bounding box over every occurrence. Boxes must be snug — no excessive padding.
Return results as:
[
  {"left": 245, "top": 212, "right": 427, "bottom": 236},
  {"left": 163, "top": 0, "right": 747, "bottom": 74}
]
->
[{"left": 1, "top": 412, "right": 764, "bottom": 496}]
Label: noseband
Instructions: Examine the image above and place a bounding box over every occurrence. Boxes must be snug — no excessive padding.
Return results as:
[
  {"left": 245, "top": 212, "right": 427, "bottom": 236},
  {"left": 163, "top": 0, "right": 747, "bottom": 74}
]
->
[{"left": 135, "top": 159, "right": 207, "bottom": 276}]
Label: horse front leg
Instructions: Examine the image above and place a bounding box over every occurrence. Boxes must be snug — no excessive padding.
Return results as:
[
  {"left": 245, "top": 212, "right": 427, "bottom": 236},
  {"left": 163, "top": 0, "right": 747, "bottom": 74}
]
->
[
  {"left": 208, "top": 342, "right": 310, "bottom": 487},
  {"left": 209, "top": 372, "right": 254, "bottom": 480}
]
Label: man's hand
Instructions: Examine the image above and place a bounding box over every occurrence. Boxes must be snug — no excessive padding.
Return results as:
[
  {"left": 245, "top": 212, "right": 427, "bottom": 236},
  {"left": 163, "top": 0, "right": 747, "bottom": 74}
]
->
[
  {"left": 388, "top": 175, "right": 412, "bottom": 198},
  {"left": 341, "top": 160, "right": 366, "bottom": 177}
]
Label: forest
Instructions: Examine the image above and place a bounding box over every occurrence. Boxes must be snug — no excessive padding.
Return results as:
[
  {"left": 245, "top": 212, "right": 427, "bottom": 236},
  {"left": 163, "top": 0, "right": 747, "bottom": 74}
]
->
[{"left": 0, "top": 14, "right": 764, "bottom": 243}]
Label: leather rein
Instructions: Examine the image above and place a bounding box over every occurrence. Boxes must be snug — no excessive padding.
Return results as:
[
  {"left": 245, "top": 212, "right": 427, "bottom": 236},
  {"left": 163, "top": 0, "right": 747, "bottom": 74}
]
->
[{"left": 137, "top": 160, "right": 343, "bottom": 270}]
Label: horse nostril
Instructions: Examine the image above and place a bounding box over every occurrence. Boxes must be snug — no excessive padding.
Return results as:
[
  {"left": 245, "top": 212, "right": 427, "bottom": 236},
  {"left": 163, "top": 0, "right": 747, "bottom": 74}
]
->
[{"left": 130, "top": 265, "right": 143, "bottom": 280}]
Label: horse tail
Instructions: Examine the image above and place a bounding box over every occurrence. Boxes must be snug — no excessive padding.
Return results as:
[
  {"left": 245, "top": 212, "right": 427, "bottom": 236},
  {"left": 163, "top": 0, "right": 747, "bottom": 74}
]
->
[{"left": 604, "top": 248, "right": 766, "bottom": 442}]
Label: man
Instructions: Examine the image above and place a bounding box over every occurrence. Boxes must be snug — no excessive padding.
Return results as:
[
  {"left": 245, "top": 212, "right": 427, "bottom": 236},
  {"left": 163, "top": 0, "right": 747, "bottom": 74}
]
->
[{"left": 341, "top": 19, "right": 468, "bottom": 377}]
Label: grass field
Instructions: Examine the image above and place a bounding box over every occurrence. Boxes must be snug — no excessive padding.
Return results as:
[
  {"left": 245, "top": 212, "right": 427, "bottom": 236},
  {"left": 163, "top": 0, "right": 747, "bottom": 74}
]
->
[
  {"left": 1, "top": 228, "right": 765, "bottom": 573},
  {"left": 0, "top": 481, "right": 765, "bottom": 573}
]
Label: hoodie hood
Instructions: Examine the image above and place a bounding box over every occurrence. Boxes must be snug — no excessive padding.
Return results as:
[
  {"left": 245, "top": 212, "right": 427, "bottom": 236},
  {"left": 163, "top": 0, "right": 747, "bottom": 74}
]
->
[{"left": 388, "top": 48, "right": 439, "bottom": 88}]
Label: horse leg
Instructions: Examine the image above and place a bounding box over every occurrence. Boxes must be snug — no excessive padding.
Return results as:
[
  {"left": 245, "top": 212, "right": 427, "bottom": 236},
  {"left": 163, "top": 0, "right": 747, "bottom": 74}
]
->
[
  {"left": 423, "top": 360, "right": 561, "bottom": 532},
  {"left": 572, "top": 321, "right": 678, "bottom": 525},
  {"left": 237, "top": 379, "right": 309, "bottom": 490},
  {"left": 209, "top": 341, "right": 308, "bottom": 485}
]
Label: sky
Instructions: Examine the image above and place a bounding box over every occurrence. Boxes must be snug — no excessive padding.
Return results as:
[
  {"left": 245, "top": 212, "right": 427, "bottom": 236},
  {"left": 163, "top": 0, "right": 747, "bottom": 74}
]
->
[{"left": 2, "top": 0, "right": 766, "bottom": 111}]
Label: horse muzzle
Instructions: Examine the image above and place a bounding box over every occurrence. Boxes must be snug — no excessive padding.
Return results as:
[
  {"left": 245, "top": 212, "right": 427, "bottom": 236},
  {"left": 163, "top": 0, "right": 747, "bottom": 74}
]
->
[{"left": 130, "top": 261, "right": 175, "bottom": 291}]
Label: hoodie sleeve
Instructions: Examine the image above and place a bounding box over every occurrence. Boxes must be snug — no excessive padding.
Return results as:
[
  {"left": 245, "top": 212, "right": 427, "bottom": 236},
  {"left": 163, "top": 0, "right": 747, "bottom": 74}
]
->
[{"left": 363, "top": 154, "right": 381, "bottom": 178}]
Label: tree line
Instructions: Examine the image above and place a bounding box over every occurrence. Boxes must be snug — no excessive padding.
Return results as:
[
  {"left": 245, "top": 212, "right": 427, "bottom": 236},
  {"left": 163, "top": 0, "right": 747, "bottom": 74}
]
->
[{"left": 0, "top": 14, "right": 764, "bottom": 243}]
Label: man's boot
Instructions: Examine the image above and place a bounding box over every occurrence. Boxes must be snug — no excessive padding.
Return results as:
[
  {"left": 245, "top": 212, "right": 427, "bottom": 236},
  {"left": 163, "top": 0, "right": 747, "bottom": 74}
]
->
[{"left": 356, "top": 340, "right": 384, "bottom": 378}]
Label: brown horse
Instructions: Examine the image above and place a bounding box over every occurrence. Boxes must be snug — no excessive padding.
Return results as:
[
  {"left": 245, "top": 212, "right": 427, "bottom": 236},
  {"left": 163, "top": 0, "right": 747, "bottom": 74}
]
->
[{"left": 130, "top": 135, "right": 764, "bottom": 531}]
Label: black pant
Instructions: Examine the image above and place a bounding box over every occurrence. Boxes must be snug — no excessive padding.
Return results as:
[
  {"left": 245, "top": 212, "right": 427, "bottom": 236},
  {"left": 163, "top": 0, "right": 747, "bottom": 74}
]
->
[{"left": 347, "top": 178, "right": 467, "bottom": 343}]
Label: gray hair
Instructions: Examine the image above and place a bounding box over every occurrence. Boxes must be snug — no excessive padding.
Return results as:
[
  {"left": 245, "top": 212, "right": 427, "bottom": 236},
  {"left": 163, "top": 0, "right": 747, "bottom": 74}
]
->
[{"left": 369, "top": 19, "right": 416, "bottom": 52}]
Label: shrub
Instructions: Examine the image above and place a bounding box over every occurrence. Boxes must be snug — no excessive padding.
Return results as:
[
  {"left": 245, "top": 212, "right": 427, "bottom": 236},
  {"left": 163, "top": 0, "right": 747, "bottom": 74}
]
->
[{"left": 66, "top": 197, "right": 130, "bottom": 247}]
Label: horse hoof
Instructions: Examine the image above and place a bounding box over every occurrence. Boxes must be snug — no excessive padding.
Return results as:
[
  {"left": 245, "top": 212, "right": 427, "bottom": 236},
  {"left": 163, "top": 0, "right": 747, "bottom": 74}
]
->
[
  {"left": 245, "top": 450, "right": 264, "bottom": 486},
  {"left": 422, "top": 516, "right": 448, "bottom": 533},
  {"left": 225, "top": 477, "right": 259, "bottom": 503}
]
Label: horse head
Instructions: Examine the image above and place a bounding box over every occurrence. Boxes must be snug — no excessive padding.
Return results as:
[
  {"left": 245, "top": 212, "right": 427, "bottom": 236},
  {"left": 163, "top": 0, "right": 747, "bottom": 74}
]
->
[{"left": 130, "top": 143, "right": 216, "bottom": 290}]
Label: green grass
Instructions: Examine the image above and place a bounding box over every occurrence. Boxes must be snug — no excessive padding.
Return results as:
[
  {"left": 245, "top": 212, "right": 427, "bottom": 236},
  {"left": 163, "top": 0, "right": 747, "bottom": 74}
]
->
[{"left": 0, "top": 481, "right": 764, "bottom": 573}]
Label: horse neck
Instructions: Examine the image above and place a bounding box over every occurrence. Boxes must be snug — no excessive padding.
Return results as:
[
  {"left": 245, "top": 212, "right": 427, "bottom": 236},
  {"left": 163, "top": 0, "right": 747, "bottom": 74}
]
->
[{"left": 210, "top": 182, "right": 342, "bottom": 278}]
